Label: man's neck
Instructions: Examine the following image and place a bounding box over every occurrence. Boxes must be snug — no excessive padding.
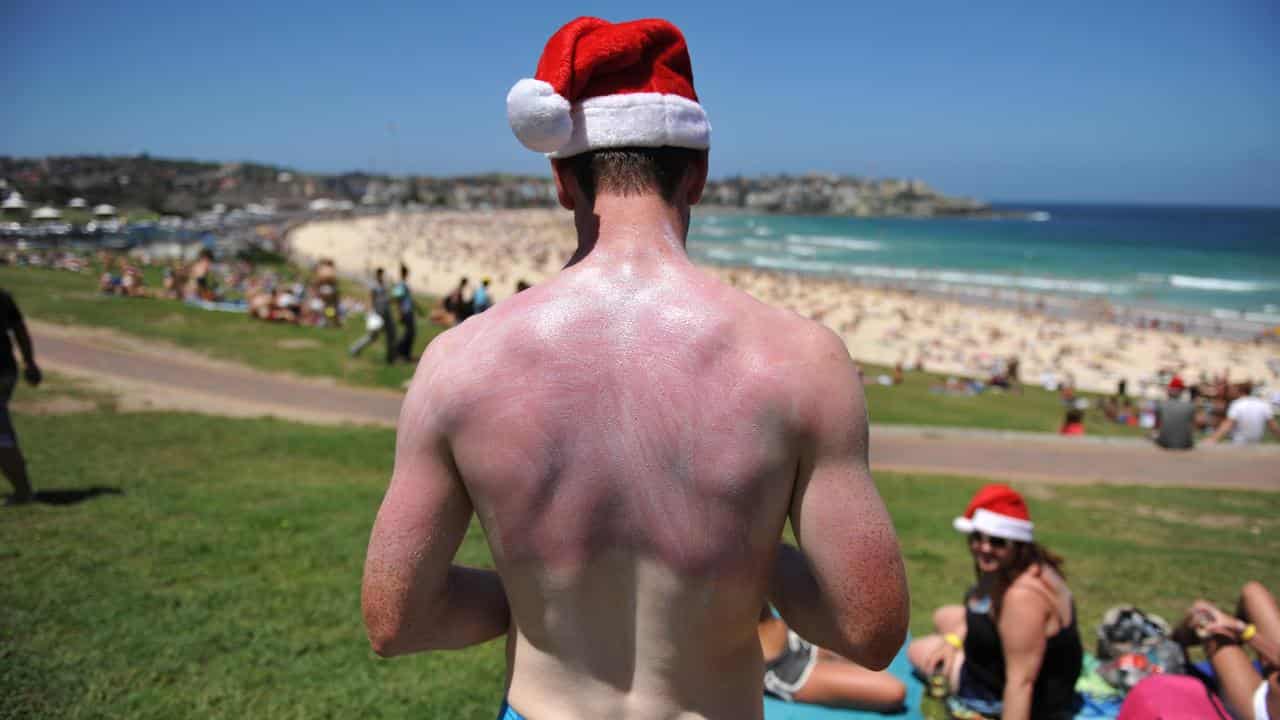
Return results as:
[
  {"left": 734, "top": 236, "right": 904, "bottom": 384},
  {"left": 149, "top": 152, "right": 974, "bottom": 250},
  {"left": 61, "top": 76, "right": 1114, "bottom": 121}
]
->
[{"left": 566, "top": 192, "right": 690, "bottom": 269}]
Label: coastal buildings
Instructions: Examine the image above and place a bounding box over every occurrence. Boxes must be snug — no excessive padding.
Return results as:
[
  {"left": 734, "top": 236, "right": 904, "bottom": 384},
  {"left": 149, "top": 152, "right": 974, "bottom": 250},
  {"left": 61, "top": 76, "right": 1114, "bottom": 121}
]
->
[{"left": 1, "top": 154, "right": 992, "bottom": 219}]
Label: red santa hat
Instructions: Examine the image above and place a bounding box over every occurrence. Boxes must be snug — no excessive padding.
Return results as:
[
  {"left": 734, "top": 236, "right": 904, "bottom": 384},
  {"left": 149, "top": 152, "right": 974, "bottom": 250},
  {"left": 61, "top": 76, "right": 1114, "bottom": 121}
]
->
[
  {"left": 952, "top": 483, "right": 1034, "bottom": 543},
  {"left": 506, "top": 17, "right": 711, "bottom": 159}
]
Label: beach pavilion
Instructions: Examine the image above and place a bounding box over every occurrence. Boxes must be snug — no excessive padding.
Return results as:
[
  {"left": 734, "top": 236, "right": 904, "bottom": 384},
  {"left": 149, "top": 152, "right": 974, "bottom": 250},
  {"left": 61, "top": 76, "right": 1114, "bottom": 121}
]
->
[{"left": 2, "top": 192, "right": 27, "bottom": 217}]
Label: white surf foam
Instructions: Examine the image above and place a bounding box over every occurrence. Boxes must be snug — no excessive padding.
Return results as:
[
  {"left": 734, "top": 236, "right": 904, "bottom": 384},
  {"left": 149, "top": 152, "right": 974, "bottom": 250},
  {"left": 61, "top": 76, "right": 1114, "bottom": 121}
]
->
[
  {"left": 1168, "top": 274, "right": 1270, "bottom": 293},
  {"left": 695, "top": 225, "right": 732, "bottom": 238},
  {"left": 703, "top": 247, "right": 739, "bottom": 261},
  {"left": 784, "top": 234, "right": 882, "bottom": 252},
  {"left": 750, "top": 255, "right": 838, "bottom": 274}
]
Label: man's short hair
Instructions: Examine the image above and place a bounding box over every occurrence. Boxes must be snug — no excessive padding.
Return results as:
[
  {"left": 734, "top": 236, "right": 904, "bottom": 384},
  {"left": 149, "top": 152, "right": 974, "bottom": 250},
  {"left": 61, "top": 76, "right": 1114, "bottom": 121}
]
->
[{"left": 562, "top": 146, "right": 705, "bottom": 204}]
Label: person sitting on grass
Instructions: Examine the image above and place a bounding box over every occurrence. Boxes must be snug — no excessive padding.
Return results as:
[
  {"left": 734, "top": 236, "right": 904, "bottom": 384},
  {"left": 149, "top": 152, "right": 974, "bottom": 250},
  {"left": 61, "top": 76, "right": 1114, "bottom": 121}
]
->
[
  {"left": 120, "top": 263, "right": 147, "bottom": 298},
  {"left": 1059, "top": 408, "right": 1085, "bottom": 436},
  {"left": 1205, "top": 383, "right": 1280, "bottom": 445},
  {"left": 759, "top": 608, "right": 906, "bottom": 711},
  {"left": 1172, "top": 582, "right": 1279, "bottom": 720},
  {"left": 162, "top": 262, "right": 187, "bottom": 300},
  {"left": 98, "top": 257, "right": 122, "bottom": 296},
  {"left": 908, "top": 484, "right": 1082, "bottom": 720},
  {"left": 1152, "top": 379, "right": 1197, "bottom": 450}
]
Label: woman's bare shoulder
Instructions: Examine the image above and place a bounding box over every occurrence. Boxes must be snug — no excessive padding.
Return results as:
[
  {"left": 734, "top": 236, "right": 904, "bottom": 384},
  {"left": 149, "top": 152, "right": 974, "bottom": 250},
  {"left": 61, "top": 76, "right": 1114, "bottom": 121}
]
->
[{"left": 1007, "top": 569, "right": 1060, "bottom": 609}]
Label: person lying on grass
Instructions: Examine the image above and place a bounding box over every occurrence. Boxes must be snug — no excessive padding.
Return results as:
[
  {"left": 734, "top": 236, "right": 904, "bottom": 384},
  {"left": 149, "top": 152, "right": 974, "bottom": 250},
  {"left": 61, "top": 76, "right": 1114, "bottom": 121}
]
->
[{"left": 1172, "top": 581, "right": 1280, "bottom": 720}]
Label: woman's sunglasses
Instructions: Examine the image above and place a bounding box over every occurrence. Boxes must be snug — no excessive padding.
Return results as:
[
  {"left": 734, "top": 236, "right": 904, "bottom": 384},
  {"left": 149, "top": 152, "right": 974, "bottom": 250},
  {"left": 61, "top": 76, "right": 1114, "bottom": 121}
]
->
[{"left": 968, "top": 532, "right": 1009, "bottom": 549}]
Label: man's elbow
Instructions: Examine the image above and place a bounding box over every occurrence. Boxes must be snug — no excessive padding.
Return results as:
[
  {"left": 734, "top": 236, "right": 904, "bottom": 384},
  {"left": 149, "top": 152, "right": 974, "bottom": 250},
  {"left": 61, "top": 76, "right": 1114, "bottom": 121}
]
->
[
  {"left": 855, "top": 619, "right": 909, "bottom": 671},
  {"left": 363, "top": 606, "right": 412, "bottom": 657},
  {"left": 362, "top": 593, "right": 431, "bottom": 658},
  {"left": 366, "top": 625, "right": 404, "bottom": 658},
  {"left": 836, "top": 605, "right": 909, "bottom": 670},
  {"left": 365, "top": 612, "right": 446, "bottom": 657}
]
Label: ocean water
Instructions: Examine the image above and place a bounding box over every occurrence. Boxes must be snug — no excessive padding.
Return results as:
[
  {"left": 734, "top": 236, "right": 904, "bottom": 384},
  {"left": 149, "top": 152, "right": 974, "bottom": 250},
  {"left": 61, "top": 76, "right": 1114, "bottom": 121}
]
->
[{"left": 687, "top": 204, "right": 1280, "bottom": 327}]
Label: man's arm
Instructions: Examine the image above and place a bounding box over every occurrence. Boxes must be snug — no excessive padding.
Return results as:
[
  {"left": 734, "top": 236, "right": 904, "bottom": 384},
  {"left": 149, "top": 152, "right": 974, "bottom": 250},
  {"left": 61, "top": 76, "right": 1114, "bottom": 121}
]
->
[
  {"left": 1205, "top": 417, "right": 1235, "bottom": 444},
  {"left": 770, "top": 325, "right": 909, "bottom": 670},
  {"left": 361, "top": 337, "right": 508, "bottom": 656}
]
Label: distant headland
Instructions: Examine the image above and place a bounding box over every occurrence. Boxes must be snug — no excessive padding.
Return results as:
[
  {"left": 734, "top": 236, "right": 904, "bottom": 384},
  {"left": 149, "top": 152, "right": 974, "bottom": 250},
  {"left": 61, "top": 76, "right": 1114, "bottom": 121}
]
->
[{"left": 0, "top": 154, "right": 998, "bottom": 219}]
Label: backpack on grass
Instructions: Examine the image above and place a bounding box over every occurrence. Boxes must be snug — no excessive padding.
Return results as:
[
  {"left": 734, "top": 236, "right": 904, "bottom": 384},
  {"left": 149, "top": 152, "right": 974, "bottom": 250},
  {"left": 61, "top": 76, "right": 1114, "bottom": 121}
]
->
[{"left": 1096, "top": 605, "right": 1187, "bottom": 691}]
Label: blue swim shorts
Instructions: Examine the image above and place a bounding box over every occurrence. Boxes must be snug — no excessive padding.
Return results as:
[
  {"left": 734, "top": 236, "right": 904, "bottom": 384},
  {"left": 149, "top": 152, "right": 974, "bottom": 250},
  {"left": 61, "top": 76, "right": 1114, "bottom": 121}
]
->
[{"left": 496, "top": 700, "right": 526, "bottom": 720}]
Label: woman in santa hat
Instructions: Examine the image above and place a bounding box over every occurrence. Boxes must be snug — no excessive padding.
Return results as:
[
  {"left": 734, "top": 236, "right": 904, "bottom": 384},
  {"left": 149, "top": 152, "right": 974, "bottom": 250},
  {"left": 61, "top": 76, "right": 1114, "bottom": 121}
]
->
[{"left": 907, "top": 484, "right": 1083, "bottom": 720}]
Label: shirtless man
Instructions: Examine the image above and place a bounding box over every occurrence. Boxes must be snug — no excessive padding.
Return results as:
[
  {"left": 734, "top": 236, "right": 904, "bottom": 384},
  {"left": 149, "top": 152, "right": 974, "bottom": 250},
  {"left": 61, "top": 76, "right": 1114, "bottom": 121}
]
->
[{"left": 361, "top": 17, "right": 908, "bottom": 719}]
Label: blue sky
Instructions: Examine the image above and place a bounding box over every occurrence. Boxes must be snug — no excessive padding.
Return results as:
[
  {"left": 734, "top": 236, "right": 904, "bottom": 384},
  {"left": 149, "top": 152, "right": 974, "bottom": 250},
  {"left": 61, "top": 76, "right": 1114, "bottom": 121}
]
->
[{"left": 3, "top": 0, "right": 1277, "bottom": 205}]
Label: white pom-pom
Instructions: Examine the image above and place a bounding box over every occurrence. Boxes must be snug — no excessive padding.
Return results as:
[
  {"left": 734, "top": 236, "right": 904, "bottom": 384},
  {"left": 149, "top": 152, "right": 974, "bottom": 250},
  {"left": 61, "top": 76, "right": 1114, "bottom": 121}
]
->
[{"left": 506, "top": 78, "right": 572, "bottom": 153}]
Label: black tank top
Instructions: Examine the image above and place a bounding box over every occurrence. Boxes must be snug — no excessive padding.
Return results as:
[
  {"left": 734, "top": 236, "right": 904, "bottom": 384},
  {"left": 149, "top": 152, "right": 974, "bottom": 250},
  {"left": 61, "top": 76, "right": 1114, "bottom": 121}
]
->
[{"left": 958, "top": 585, "right": 1083, "bottom": 718}]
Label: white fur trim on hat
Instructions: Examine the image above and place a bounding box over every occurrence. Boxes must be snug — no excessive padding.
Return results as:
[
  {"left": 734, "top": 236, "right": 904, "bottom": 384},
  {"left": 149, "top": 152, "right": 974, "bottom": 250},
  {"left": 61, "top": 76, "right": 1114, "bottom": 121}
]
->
[
  {"left": 547, "top": 92, "right": 711, "bottom": 159},
  {"left": 507, "top": 78, "right": 573, "bottom": 153},
  {"left": 952, "top": 508, "right": 1034, "bottom": 543}
]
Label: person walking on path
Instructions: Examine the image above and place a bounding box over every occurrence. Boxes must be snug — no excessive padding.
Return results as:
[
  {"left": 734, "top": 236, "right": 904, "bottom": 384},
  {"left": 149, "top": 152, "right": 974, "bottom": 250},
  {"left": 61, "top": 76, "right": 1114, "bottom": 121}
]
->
[
  {"left": 1, "top": 289, "right": 41, "bottom": 505},
  {"left": 391, "top": 264, "right": 417, "bottom": 362},
  {"left": 348, "top": 267, "right": 397, "bottom": 365},
  {"left": 361, "top": 17, "right": 908, "bottom": 720}
]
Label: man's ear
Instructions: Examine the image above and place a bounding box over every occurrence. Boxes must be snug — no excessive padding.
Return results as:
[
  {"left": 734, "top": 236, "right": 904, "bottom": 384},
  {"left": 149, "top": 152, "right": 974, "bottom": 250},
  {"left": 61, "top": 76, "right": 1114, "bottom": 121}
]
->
[
  {"left": 550, "top": 159, "right": 576, "bottom": 211},
  {"left": 685, "top": 150, "right": 709, "bottom": 206}
]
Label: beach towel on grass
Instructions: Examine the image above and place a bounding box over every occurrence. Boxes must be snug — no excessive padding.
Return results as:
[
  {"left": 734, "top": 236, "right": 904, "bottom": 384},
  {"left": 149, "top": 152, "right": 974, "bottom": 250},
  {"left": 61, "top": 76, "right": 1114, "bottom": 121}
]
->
[
  {"left": 184, "top": 298, "right": 249, "bottom": 313},
  {"left": 764, "top": 644, "right": 1123, "bottom": 720},
  {"left": 763, "top": 636, "right": 924, "bottom": 720}
]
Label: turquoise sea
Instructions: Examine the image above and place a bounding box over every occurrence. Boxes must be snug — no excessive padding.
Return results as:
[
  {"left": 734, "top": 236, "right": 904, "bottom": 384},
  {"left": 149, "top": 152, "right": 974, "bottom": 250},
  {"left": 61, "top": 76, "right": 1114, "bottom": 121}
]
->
[{"left": 688, "top": 204, "right": 1280, "bottom": 332}]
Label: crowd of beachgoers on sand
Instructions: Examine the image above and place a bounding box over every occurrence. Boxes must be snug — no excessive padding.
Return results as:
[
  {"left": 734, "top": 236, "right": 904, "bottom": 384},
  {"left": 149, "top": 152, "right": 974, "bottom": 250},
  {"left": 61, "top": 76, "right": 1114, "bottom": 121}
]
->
[
  {"left": 287, "top": 209, "right": 1279, "bottom": 399},
  {"left": 8, "top": 207, "right": 1278, "bottom": 447}
]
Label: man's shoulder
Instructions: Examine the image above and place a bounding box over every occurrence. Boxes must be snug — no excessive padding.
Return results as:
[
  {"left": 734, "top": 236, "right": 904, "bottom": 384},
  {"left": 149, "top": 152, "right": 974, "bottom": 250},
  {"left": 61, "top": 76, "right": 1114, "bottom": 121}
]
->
[
  {"left": 1233, "top": 396, "right": 1270, "bottom": 415},
  {"left": 1227, "top": 396, "right": 1256, "bottom": 414},
  {"left": 693, "top": 270, "right": 831, "bottom": 340}
]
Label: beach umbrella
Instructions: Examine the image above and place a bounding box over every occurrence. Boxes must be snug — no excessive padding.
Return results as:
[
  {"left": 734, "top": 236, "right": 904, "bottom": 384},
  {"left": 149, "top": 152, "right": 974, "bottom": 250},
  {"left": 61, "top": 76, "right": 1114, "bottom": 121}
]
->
[
  {"left": 2, "top": 193, "right": 26, "bottom": 210},
  {"left": 68, "top": 197, "right": 88, "bottom": 208},
  {"left": 92, "top": 204, "right": 117, "bottom": 217},
  {"left": 32, "top": 206, "right": 62, "bottom": 220}
]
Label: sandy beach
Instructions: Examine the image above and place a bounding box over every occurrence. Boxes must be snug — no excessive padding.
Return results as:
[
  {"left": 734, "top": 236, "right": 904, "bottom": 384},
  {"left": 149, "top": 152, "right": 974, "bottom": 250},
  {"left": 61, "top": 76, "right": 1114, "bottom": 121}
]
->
[{"left": 289, "top": 209, "right": 1279, "bottom": 396}]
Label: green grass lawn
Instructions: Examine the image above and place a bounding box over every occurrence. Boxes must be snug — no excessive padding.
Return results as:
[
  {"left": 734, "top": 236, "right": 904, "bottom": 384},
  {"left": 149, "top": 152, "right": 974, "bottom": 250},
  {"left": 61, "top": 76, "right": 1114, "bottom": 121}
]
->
[
  {"left": 3, "top": 383, "right": 1276, "bottom": 719},
  {"left": 861, "top": 371, "right": 1146, "bottom": 438},
  {"left": 3, "top": 265, "right": 1145, "bottom": 435}
]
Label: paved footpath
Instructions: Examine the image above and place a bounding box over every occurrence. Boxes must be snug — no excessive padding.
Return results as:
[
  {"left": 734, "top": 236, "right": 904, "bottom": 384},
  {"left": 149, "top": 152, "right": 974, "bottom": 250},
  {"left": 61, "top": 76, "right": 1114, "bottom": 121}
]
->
[{"left": 33, "top": 324, "right": 1279, "bottom": 491}]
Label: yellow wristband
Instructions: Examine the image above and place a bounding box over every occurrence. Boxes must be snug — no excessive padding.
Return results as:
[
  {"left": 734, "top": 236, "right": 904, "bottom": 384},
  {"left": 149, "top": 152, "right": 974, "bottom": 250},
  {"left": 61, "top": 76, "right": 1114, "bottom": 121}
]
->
[
  {"left": 1241, "top": 624, "right": 1257, "bottom": 642},
  {"left": 945, "top": 632, "right": 963, "bottom": 649}
]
